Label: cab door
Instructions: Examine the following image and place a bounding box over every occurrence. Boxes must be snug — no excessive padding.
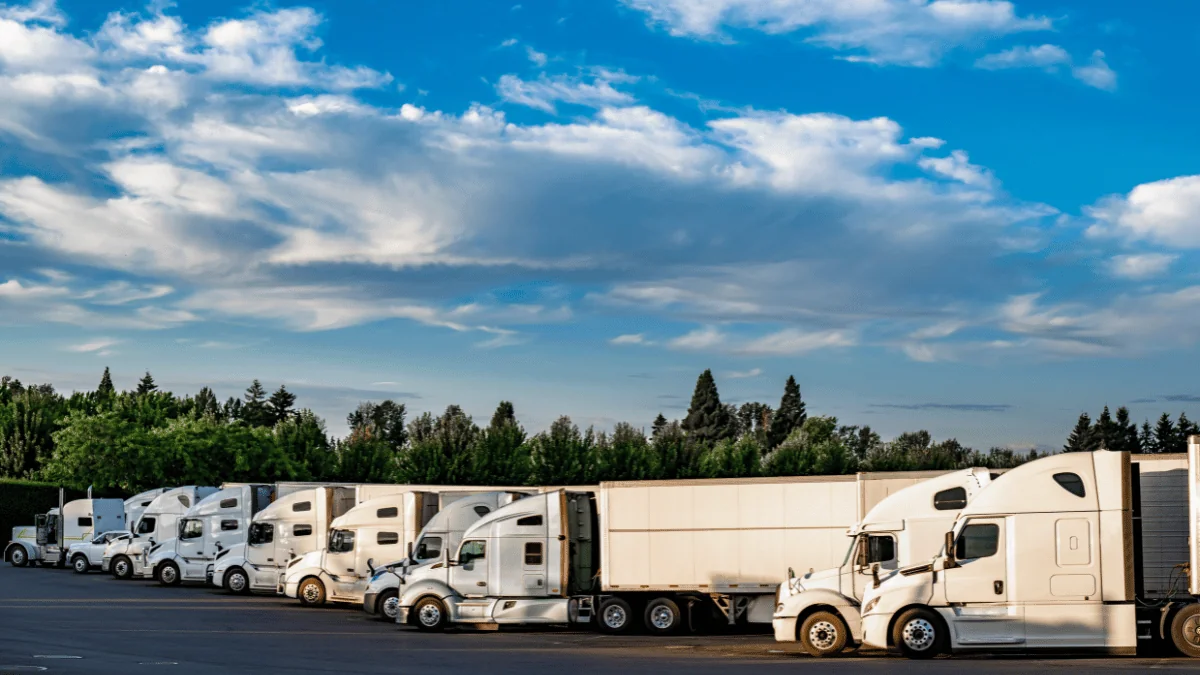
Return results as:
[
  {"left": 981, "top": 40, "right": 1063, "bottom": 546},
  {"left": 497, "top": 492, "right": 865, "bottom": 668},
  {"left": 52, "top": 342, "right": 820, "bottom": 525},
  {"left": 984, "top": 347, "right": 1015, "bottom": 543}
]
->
[
  {"left": 177, "top": 518, "right": 206, "bottom": 563},
  {"left": 942, "top": 518, "right": 1023, "bottom": 646},
  {"left": 849, "top": 534, "right": 897, "bottom": 601},
  {"left": 451, "top": 539, "right": 490, "bottom": 598},
  {"left": 324, "top": 529, "right": 360, "bottom": 599}
]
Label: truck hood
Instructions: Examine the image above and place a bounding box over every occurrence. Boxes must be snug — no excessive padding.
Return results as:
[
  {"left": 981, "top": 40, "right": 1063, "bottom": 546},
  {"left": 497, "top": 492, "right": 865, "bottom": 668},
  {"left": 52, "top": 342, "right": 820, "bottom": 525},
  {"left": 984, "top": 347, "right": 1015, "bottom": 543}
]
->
[
  {"left": 797, "top": 566, "right": 844, "bottom": 591},
  {"left": 285, "top": 549, "right": 323, "bottom": 580}
]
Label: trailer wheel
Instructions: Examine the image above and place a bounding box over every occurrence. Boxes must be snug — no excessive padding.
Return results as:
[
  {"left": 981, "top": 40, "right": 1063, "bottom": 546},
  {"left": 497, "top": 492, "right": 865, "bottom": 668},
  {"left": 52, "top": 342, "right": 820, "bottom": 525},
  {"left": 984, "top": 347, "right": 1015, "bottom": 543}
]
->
[
  {"left": 1171, "top": 604, "right": 1200, "bottom": 657},
  {"left": 112, "top": 555, "right": 133, "bottom": 580},
  {"left": 156, "top": 561, "right": 181, "bottom": 586},
  {"left": 597, "top": 597, "right": 634, "bottom": 634},
  {"left": 378, "top": 590, "right": 400, "bottom": 622},
  {"left": 412, "top": 596, "right": 448, "bottom": 631},
  {"left": 224, "top": 567, "right": 250, "bottom": 595},
  {"left": 297, "top": 577, "right": 326, "bottom": 606},
  {"left": 9, "top": 547, "right": 27, "bottom": 567},
  {"left": 892, "top": 607, "right": 945, "bottom": 659},
  {"left": 644, "top": 597, "right": 683, "bottom": 635},
  {"left": 799, "top": 610, "right": 848, "bottom": 657},
  {"left": 72, "top": 555, "right": 90, "bottom": 574}
]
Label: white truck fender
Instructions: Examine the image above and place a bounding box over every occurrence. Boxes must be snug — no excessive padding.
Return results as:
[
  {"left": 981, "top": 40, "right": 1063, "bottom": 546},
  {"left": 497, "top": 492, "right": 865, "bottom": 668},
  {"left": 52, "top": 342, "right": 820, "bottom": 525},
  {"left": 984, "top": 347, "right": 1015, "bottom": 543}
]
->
[
  {"left": 4, "top": 541, "right": 36, "bottom": 562},
  {"left": 397, "top": 579, "right": 460, "bottom": 616},
  {"left": 777, "top": 589, "right": 864, "bottom": 642},
  {"left": 211, "top": 553, "right": 248, "bottom": 586},
  {"left": 281, "top": 565, "right": 327, "bottom": 597}
]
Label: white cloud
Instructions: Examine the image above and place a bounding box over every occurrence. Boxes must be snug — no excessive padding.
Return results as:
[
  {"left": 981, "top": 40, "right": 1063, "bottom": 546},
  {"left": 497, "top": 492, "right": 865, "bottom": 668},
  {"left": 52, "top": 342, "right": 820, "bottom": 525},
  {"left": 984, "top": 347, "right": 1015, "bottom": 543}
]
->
[
  {"left": 736, "top": 327, "right": 855, "bottom": 355},
  {"left": 66, "top": 338, "right": 120, "bottom": 353},
  {"left": 909, "top": 321, "right": 966, "bottom": 340},
  {"left": 975, "top": 44, "right": 1069, "bottom": 70},
  {"left": 496, "top": 70, "right": 636, "bottom": 114},
  {"left": 77, "top": 281, "right": 174, "bottom": 305},
  {"left": 610, "top": 333, "right": 650, "bottom": 345},
  {"left": 623, "top": 0, "right": 1051, "bottom": 66},
  {"left": 667, "top": 326, "right": 726, "bottom": 350},
  {"left": 525, "top": 45, "right": 547, "bottom": 67},
  {"left": 1086, "top": 175, "right": 1200, "bottom": 248},
  {"left": 500, "top": 38, "right": 518, "bottom": 48},
  {"left": 1071, "top": 50, "right": 1116, "bottom": 91},
  {"left": 727, "top": 367, "right": 762, "bottom": 379},
  {"left": 918, "top": 150, "right": 995, "bottom": 188},
  {"left": 1109, "top": 253, "right": 1177, "bottom": 280}
]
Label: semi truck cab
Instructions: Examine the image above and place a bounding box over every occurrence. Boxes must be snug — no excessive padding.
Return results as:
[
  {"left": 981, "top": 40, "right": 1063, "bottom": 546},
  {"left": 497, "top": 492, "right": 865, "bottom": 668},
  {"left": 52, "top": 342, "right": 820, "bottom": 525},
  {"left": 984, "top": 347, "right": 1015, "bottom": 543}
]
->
[
  {"left": 146, "top": 484, "right": 274, "bottom": 585},
  {"left": 104, "top": 486, "right": 218, "bottom": 579},
  {"left": 5, "top": 498, "right": 126, "bottom": 568}
]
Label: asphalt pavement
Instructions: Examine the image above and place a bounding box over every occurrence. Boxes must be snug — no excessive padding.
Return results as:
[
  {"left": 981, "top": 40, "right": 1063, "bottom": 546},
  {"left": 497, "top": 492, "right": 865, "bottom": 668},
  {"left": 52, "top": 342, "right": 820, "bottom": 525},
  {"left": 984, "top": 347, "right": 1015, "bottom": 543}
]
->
[{"left": 2, "top": 563, "right": 1199, "bottom": 674}]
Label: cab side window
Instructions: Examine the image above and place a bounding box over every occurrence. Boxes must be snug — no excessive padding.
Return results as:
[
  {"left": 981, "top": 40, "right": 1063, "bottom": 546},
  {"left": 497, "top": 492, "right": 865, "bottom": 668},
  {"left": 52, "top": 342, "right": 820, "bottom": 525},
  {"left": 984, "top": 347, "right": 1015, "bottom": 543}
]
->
[
  {"left": 415, "top": 536, "right": 442, "bottom": 560},
  {"left": 865, "top": 535, "right": 896, "bottom": 564},
  {"left": 956, "top": 523, "right": 999, "bottom": 559},
  {"left": 180, "top": 520, "right": 203, "bottom": 540},
  {"left": 458, "top": 540, "right": 486, "bottom": 566}
]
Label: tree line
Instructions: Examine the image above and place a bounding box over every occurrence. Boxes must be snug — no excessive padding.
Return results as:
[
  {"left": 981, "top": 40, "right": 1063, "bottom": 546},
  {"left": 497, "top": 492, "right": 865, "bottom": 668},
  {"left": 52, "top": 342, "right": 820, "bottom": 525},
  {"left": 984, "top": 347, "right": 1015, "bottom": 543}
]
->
[
  {"left": 7, "top": 367, "right": 1186, "bottom": 493},
  {"left": 1063, "top": 406, "right": 1199, "bottom": 454}
]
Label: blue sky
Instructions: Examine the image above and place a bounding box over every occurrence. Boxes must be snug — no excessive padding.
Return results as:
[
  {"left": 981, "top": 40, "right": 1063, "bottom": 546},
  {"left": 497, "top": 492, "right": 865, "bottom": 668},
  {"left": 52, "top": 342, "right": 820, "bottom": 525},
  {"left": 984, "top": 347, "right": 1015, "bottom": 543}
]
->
[{"left": 1, "top": 0, "right": 1198, "bottom": 450}]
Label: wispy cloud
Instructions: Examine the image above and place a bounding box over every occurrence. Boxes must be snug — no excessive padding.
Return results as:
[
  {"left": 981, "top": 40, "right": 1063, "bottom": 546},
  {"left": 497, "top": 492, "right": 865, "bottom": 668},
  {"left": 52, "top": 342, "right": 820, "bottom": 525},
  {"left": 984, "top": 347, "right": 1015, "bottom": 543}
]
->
[
  {"left": 610, "top": 333, "right": 651, "bottom": 345},
  {"left": 1162, "top": 394, "right": 1200, "bottom": 403},
  {"left": 871, "top": 403, "right": 1012, "bottom": 413},
  {"left": 727, "top": 367, "right": 762, "bottom": 379},
  {"left": 66, "top": 338, "right": 120, "bottom": 355}
]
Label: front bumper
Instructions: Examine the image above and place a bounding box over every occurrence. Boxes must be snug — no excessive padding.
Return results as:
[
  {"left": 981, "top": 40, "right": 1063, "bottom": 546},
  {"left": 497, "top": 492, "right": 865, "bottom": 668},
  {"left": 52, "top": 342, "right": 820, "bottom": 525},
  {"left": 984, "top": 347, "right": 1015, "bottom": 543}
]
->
[
  {"left": 364, "top": 591, "right": 379, "bottom": 615},
  {"left": 282, "top": 580, "right": 299, "bottom": 599},
  {"left": 772, "top": 616, "right": 798, "bottom": 643},
  {"left": 396, "top": 606, "right": 410, "bottom": 624},
  {"left": 101, "top": 556, "right": 111, "bottom": 572},
  {"left": 861, "top": 613, "right": 891, "bottom": 650}
]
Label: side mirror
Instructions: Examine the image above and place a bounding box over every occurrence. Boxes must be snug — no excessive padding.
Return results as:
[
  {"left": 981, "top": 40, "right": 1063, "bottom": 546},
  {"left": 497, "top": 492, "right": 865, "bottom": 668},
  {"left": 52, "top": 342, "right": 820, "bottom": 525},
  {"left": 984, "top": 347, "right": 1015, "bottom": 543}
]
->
[
  {"left": 943, "top": 531, "right": 958, "bottom": 569},
  {"left": 871, "top": 563, "right": 880, "bottom": 587},
  {"left": 367, "top": 558, "right": 375, "bottom": 575},
  {"left": 407, "top": 542, "right": 414, "bottom": 561},
  {"left": 788, "top": 567, "right": 795, "bottom": 580}
]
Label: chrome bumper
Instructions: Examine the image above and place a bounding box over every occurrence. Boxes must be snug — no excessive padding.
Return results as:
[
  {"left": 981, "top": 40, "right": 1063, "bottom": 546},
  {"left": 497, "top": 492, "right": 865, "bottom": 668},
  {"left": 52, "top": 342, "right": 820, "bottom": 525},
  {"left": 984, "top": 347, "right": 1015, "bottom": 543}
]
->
[
  {"left": 396, "top": 606, "right": 410, "bottom": 624},
  {"left": 364, "top": 592, "right": 379, "bottom": 615}
]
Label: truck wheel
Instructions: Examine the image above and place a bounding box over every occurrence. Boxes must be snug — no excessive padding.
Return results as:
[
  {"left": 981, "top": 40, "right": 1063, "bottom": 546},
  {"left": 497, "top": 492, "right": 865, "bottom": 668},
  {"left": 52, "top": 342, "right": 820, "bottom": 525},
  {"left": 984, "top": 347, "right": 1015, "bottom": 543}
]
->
[
  {"left": 112, "top": 555, "right": 133, "bottom": 580},
  {"left": 378, "top": 590, "right": 400, "bottom": 622},
  {"left": 10, "top": 548, "right": 28, "bottom": 567},
  {"left": 72, "top": 555, "right": 90, "bottom": 574},
  {"left": 224, "top": 567, "right": 250, "bottom": 595},
  {"left": 644, "top": 597, "right": 682, "bottom": 635},
  {"left": 157, "top": 561, "right": 182, "bottom": 586},
  {"left": 892, "top": 607, "right": 945, "bottom": 659},
  {"left": 597, "top": 597, "right": 634, "bottom": 634},
  {"left": 413, "top": 596, "right": 448, "bottom": 631},
  {"left": 799, "top": 610, "right": 848, "bottom": 657},
  {"left": 298, "top": 578, "right": 326, "bottom": 606},
  {"left": 1171, "top": 604, "right": 1200, "bottom": 657}
]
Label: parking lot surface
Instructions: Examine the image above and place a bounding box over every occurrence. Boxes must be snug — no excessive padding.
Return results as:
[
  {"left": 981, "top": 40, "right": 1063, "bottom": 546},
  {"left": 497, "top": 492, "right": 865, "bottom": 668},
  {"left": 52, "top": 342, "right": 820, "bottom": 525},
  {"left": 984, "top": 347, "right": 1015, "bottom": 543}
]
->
[{"left": 2, "top": 564, "right": 1199, "bottom": 674}]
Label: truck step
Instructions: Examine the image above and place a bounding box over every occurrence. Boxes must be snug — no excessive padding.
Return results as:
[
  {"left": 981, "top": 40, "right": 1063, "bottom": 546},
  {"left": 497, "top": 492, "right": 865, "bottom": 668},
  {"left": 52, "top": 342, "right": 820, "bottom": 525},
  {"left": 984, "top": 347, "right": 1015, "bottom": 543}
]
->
[{"left": 458, "top": 622, "right": 500, "bottom": 631}]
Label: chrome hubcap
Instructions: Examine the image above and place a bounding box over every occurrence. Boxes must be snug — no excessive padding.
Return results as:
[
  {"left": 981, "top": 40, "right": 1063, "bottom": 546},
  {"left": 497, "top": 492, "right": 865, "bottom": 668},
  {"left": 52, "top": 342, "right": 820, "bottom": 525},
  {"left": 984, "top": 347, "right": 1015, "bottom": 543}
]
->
[
  {"left": 419, "top": 603, "right": 441, "bottom": 626},
  {"left": 161, "top": 567, "right": 176, "bottom": 583},
  {"left": 115, "top": 560, "right": 128, "bottom": 576},
  {"left": 382, "top": 596, "right": 400, "bottom": 620},
  {"left": 1183, "top": 616, "right": 1200, "bottom": 648},
  {"left": 650, "top": 605, "right": 675, "bottom": 630},
  {"left": 75, "top": 558, "right": 87, "bottom": 571},
  {"left": 230, "top": 573, "right": 246, "bottom": 592},
  {"left": 808, "top": 620, "right": 839, "bottom": 650},
  {"left": 603, "top": 604, "right": 627, "bottom": 629},
  {"left": 902, "top": 618, "right": 936, "bottom": 651},
  {"left": 302, "top": 583, "right": 321, "bottom": 603}
]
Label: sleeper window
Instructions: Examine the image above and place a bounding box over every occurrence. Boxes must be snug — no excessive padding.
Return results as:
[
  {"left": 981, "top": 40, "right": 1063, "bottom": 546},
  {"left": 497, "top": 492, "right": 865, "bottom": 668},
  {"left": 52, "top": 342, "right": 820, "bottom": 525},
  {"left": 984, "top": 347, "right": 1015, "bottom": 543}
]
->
[
  {"left": 956, "top": 523, "right": 999, "bottom": 560},
  {"left": 177, "top": 495, "right": 191, "bottom": 508},
  {"left": 219, "top": 498, "right": 238, "bottom": 509},
  {"left": 933, "top": 487, "right": 968, "bottom": 511},
  {"left": 1053, "top": 473, "right": 1086, "bottom": 498},
  {"left": 524, "top": 542, "right": 543, "bottom": 566},
  {"left": 292, "top": 501, "right": 312, "bottom": 512},
  {"left": 474, "top": 506, "right": 491, "bottom": 517},
  {"left": 516, "top": 515, "right": 543, "bottom": 527},
  {"left": 293, "top": 524, "right": 312, "bottom": 537},
  {"left": 78, "top": 517, "right": 92, "bottom": 527},
  {"left": 376, "top": 507, "right": 398, "bottom": 518}
]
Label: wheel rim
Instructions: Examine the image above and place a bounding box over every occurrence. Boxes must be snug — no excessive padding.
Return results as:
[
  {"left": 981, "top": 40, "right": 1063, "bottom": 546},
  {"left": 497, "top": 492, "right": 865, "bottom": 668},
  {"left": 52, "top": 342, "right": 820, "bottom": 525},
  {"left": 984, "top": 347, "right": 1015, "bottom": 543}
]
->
[
  {"left": 418, "top": 602, "right": 441, "bottom": 627},
  {"left": 75, "top": 558, "right": 87, "bottom": 572},
  {"left": 229, "top": 572, "right": 246, "bottom": 592},
  {"left": 161, "top": 566, "right": 176, "bottom": 584},
  {"left": 902, "top": 618, "right": 936, "bottom": 652},
  {"left": 302, "top": 582, "right": 321, "bottom": 603},
  {"left": 382, "top": 596, "right": 400, "bottom": 620},
  {"left": 603, "top": 604, "right": 627, "bottom": 629},
  {"left": 13, "top": 550, "right": 25, "bottom": 565},
  {"left": 650, "top": 604, "right": 676, "bottom": 630},
  {"left": 1182, "top": 615, "right": 1200, "bottom": 649},
  {"left": 808, "top": 620, "right": 839, "bottom": 651},
  {"left": 115, "top": 560, "right": 128, "bottom": 576}
]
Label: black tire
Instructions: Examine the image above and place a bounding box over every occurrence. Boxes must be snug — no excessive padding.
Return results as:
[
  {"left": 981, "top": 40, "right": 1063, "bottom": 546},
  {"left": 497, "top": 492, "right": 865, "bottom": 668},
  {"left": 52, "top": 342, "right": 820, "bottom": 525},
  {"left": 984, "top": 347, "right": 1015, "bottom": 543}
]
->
[
  {"left": 1171, "top": 604, "right": 1200, "bottom": 658},
  {"left": 112, "top": 555, "right": 133, "bottom": 580},
  {"left": 297, "top": 577, "right": 326, "bottom": 606},
  {"left": 799, "top": 610, "right": 849, "bottom": 657},
  {"left": 224, "top": 567, "right": 251, "bottom": 595},
  {"left": 72, "top": 555, "right": 90, "bottom": 574},
  {"left": 377, "top": 590, "right": 400, "bottom": 622},
  {"left": 596, "top": 597, "right": 635, "bottom": 634},
  {"left": 644, "top": 597, "right": 683, "bottom": 635},
  {"left": 892, "top": 607, "right": 946, "bottom": 659},
  {"left": 9, "top": 547, "right": 28, "bottom": 567},
  {"left": 412, "top": 596, "right": 448, "bottom": 631},
  {"left": 156, "top": 561, "right": 182, "bottom": 586}
]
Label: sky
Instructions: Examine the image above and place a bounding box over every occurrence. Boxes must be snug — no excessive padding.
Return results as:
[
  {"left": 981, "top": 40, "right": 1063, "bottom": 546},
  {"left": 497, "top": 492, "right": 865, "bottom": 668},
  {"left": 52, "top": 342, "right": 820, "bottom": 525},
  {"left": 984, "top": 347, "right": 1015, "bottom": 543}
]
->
[{"left": 0, "top": 0, "right": 1198, "bottom": 450}]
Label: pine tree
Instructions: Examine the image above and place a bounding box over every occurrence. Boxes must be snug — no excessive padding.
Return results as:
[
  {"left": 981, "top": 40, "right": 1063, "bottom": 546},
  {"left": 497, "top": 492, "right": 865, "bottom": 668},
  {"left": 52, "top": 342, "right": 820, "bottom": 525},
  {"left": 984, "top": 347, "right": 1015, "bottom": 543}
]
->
[
  {"left": 652, "top": 413, "right": 668, "bottom": 437},
  {"left": 242, "top": 380, "right": 268, "bottom": 427},
  {"left": 1114, "top": 407, "right": 1139, "bottom": 453},
  {"left": 682, "top": 370, "right": 733, "bottom": 446},
  {"left": 768, "top": 375, "right": 807, "bottom": 449},
  {"left": 1140, "top": 420, "right": 1156, "bottom": 454},
  {"left": 1064, "top": 412, "right": 1095, "bottom": 452},
  {"left": 1155, "top": 413, "right": 1177, "bottom": 454},
  {"left": 1177, "top": 413, "right": 1199, "bottom": 452},
  {"left": 97, "top": 367, "right": 115, "bottom": 396},
  {"left": 490, "top": 401, "right": 516, "bottom": 429},
  {"left": 266, "top": 385, "right": 297, "bottom": 425},
  {"left": 136, "top": 372, "right": 157, "bottom": 395},
  {"left": 1095, "top": 406, "right": 1116, "bottom": 450}
]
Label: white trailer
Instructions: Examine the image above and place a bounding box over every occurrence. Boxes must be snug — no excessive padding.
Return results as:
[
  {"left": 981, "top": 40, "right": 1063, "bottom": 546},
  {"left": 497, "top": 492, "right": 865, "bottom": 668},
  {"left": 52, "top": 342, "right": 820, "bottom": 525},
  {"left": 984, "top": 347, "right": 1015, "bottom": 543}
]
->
[
  {"left": 282, "top": 487, "right": 527, "bottom": 608},
  {"left": 859, "top": 444, "right": 1200, "bottom": 659},
  {"left": 5, "top": 494, "right": 126, "bottom": 568},
  {"left": 145, "top": 483, "right": 276, "bottom": 585},
  {"left": 394, "top": 473, "right": 943, "bottom": 633},
  {"left": 103, "top": 486, "right": 219, "bottom": 579},
  {"left": 773, "top": 468, "right": 995, "bottom": 656}
]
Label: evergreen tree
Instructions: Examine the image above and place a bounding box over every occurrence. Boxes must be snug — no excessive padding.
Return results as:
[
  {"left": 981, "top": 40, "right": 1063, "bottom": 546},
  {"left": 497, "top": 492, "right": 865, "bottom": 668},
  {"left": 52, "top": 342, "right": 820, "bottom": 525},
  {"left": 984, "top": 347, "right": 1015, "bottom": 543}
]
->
[
  {"left": 1154, "top": 414, "right": 1177, "bottom": 454},
  {"left": 489, "top": 400, "right": 516, "bottom": 429},
  {"left": 395, "top": 405, "right": 477, "bottom": 484},
  {"left": 97, "top": 367, "right": 115, "bottom": 396},
  {"left": 652, "top": 413, "right": 668, "bottom": 437},
  {"left": 242, "top": 380, "right": 268, "bottom": 427},
  {"left": 768, "top": 375, "right": 807, "bottom": 449},
  {"left": 1177, "top": 413, "right": 1199, "bottom": 452},
  {"left": 1095, "top": 406, "right": 1116, "bottom": 450},
  {"left": 682, "top": 370, "right": 733, "bottom": 446},
  {"left": 1064, "top": 413, "right": 1096, "bottom": 452},
  {"left": 468, "top": 401, "right": 530, "bottom": 485},
  {"left": 1139, "top": 421, "right": 1156, "bottom": 454},
  {"left": 1114, "top": 407, "right": 1139, "bottom": 453},
  {"left": 136, "top": 372, "right": 157, "bottom": 395},
  {"left": 266, "top": 385, "right": 298, "bottom": 425},
  {"left": 223, "top": 397, "right": 243, "bottom": 422}
]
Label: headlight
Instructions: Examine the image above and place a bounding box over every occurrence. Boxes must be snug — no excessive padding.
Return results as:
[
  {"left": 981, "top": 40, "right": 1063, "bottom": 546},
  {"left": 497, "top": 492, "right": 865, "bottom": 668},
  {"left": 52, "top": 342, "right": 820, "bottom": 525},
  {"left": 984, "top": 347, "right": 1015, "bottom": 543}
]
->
[{"left": 863, "top": 597, "right": 879, "bottom": 614}]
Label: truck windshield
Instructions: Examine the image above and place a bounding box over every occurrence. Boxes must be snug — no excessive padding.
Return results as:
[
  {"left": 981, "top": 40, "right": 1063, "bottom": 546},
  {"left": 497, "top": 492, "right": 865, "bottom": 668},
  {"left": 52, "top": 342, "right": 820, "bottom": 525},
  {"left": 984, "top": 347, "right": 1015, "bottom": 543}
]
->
[{"left": 329, "top": 530, "right": 355, "bottom": 553}]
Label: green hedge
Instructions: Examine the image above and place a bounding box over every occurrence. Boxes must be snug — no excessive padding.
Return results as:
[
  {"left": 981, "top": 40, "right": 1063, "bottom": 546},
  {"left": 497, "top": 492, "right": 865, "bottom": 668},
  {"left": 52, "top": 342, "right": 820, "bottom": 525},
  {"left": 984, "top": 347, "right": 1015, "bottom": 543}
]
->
[{"left": 1, "top": 479, "right": 125, "bottom": 554}]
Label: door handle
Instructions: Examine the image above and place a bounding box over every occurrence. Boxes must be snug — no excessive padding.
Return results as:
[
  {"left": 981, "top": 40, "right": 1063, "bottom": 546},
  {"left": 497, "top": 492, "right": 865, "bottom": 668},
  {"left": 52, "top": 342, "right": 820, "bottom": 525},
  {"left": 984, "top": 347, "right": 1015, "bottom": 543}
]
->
[
  {"left": 994, "top": 580, "right": 1004, "bottom": 595},
  {"left": 476, "top": 581, "right": 487, "bottom": 587}
]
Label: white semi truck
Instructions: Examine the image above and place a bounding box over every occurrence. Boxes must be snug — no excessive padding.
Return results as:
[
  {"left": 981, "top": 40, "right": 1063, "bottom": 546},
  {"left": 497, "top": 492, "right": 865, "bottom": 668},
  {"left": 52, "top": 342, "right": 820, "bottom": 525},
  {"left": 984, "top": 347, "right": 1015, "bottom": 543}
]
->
[
  {"left": 282, "top": 487, "right": 529, "bottom": 608},
  {"left": 393, "top": 473, "right": 943, "bottom": 633},
  {"left": 103, "top": 486, "right": 219, "bottom": 580},
  {"left": 860, "top": 443, "right": 1199, "bottom": 659},
  {"left": 773, "top": 467, "right": 996, "bottom": 656},
  {"left": 362, "top": 491, "right": 530, "bottom": 621},
  {"left": 5, "top": 494, "right": 126, "bottom": 568},
  {"left": 123, "top": 488, "right": 171, "bottom": 532}
]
